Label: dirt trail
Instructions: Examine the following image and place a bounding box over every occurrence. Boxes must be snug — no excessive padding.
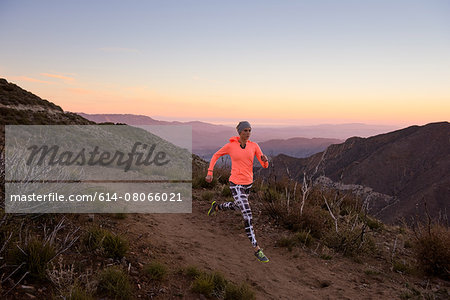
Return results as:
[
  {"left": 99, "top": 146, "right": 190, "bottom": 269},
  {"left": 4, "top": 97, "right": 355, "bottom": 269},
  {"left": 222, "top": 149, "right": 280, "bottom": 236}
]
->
[{"left": 116, "top": 191, "right": 416, "bottom": 300}]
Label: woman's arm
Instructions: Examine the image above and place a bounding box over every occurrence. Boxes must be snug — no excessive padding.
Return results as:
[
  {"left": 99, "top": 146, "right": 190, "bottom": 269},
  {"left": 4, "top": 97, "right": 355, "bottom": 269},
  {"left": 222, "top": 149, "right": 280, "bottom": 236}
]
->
[
  {"left": 207, "top": 143, "right": 230, "bottom": 176},
  {"left": 255, "top": 143, "right": 269, "bottom": 168}
]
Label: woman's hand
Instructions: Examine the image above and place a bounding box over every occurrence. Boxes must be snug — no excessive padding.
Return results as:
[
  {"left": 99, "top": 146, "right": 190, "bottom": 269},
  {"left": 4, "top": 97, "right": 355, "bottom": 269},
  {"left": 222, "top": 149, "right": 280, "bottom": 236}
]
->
[
  {"left": 205, "top": 174, "right": 213, "bottom": 183},
  {"left": 261, "top": 155, "right": 268, "bottom": 162}
]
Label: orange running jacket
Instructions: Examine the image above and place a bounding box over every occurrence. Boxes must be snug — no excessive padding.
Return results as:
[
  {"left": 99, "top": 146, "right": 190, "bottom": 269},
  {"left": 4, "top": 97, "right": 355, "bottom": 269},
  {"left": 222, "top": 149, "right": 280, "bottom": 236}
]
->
[{"left": 207, "top": 136, "right": 269, "bottom": 185}]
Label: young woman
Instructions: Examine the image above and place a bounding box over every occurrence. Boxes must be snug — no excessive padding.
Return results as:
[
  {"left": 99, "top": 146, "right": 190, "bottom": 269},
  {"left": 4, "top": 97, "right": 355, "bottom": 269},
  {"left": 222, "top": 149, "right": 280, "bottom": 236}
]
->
[{"left": 205, "top": 121, "right": 270, "bottom": 263}]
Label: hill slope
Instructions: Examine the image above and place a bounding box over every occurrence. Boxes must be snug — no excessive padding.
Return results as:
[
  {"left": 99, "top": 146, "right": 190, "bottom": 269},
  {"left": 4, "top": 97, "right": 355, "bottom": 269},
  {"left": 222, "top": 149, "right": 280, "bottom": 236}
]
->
[
  {"left": 264, "top": 122, "right": 450, "bottom": 224},
  {"left": 0, "top": 78, "right": 94, "bottom": 126}
]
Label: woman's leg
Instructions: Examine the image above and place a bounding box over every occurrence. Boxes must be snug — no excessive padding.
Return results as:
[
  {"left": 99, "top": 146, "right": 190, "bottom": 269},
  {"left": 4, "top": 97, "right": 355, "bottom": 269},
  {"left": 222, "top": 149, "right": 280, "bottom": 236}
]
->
[{"left": 226, "top": 182, "right": 257, "bottom": 248}]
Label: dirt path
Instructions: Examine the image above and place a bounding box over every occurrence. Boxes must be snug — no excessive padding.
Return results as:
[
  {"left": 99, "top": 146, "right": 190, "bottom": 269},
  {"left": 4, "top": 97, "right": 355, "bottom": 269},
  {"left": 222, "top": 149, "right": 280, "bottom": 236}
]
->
[{"left": 115, "top": 191, "right": 418, "bottom": 300}]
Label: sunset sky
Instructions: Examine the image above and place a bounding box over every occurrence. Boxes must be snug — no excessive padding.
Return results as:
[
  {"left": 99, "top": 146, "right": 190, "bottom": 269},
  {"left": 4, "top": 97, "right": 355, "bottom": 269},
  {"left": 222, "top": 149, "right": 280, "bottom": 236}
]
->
[{"left": 1, "top": 0, "right": 449, "bottom": 126}]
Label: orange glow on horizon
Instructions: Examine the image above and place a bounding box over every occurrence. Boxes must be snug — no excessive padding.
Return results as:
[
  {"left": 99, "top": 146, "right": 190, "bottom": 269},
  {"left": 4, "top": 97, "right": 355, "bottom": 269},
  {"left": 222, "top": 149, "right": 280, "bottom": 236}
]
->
[{"left": 4, "top": 76, "right": 449, "bottom": 127}]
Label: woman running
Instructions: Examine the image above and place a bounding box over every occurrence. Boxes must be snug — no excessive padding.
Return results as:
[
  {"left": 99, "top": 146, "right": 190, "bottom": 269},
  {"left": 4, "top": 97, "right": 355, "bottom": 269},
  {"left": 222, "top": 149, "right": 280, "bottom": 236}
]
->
[{"left": 205, "top": 121, "right": 270, "bottom": 263}]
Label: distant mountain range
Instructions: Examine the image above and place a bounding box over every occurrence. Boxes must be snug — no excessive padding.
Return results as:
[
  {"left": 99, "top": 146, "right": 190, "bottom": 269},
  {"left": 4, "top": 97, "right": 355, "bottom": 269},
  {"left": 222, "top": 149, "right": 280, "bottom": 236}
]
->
[
  {"left": 77, "top": 113, "right": 398, "bottom": 159},
  {"left": 261, "top": 122, "right": 450, "bottom": 224}
]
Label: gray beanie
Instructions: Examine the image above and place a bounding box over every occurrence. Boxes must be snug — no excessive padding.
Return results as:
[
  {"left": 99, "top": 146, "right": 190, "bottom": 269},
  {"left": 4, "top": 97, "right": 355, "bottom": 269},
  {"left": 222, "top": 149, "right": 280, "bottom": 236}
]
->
[{"left": 236, "top": 121, "right": 251, "bottom": 134}]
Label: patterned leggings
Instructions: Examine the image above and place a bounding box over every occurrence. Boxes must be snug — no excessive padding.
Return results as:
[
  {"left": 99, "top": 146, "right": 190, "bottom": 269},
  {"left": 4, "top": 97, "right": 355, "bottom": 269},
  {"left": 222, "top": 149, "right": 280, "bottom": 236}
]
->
[{"left": 218, "top": 181, "right": 257, "bottom": 247}]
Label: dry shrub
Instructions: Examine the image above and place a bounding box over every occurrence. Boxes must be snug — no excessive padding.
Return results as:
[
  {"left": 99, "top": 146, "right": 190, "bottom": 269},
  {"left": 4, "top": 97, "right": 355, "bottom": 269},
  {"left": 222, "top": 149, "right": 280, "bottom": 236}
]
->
[
  {"left": 276, "top": 230, "right": 312, "bottom": 251},
  {"left": 213, "top": 166, "right": 231, "bottom": 185},
  {"left": 192, "top": 165, "right": 230, "bottom": 189},
  {"left": 263, "top": 194, "right": 332, "bottom": 239},
  {"left": 259, "top": 176, "right": 380, "bottom": 258},
  {"left": 292, "top": 206, "right": 332, "bottom": 238},
  {"left": 47, "top": 256, "right": 95, "bottom": 299},
  {"left": 323, "top": 227, "right": 376, "bottom": 258},
  {"left": 192, "top": 171, "right": 218, "bottom": 189},
  {"left": 201, "top": 191, "right": 215, "bottom": 202},
  {"left": 413, "top": 222, "right": 450, "bottom": 280}
]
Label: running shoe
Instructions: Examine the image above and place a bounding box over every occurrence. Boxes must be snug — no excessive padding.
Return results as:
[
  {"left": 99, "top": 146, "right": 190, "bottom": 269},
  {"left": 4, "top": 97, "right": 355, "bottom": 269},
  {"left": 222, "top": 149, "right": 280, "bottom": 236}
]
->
[
  {"left": 207, "top": 201, "right": 218, "bottom": 216},
  {"left": 255, "top": 249, "right": 269, "bottom": 263}
]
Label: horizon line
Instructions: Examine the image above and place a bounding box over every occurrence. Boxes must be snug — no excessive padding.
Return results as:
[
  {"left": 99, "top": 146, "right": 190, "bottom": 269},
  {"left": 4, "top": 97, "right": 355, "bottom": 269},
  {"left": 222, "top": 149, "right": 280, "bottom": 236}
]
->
[{"left": 71, "top": 111, "right": 444, "bottom": 128}]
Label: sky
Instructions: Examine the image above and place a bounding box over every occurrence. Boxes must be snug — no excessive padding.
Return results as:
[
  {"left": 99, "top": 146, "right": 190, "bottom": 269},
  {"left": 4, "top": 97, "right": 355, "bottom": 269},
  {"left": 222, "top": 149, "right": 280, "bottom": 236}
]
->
[{"left": 1, "top": 0, "right": 449, "bottom": 127}]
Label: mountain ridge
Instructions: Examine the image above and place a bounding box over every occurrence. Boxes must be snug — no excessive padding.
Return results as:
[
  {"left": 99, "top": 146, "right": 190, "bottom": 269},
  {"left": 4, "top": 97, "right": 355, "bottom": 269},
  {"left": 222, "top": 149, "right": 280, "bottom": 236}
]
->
[{"left": 263, "top": 122, "right": 450, "bottom": 224}]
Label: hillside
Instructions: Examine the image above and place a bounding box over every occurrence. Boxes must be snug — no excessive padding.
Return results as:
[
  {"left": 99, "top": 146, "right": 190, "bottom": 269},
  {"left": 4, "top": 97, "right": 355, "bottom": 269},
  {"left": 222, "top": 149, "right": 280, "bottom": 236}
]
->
[
  {"left": 263, "top": 122, "right": 450, "bottom": 224},
  {"left": 0, "top": 78, "right": 94, "bottom": 126}
]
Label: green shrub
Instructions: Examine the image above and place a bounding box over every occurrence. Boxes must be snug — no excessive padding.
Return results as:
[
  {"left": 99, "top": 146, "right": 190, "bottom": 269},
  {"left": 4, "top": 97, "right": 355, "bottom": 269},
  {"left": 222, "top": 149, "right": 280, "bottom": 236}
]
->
[
  {"left": 12, "top": 237, "right": 56, "bottom": 280},
  {"left": 191, "top": 274, "right": 215, "bottom": 296},
  {"left": 224, "top": 282, "right": 256, "bottom": 300},
  {"left": 191, "top": 271, "right": 227, "bottom": 297},
  {"left": 97, "top": 266, "right": 133, "bottom": 300},
  {"left": 82, "top": 227, "right": 128, "bottom": 259},
  {"left": 82, "top": 226, "right": 108, "bottom": 251},
  {"left": 211, "top": 271, "right": 227, "bottom": 292},
  {"left": 144, "top": 261, "right": 167, "bottom": 281},
  {"left": 102, "top": 233, "right": 129, "bottom": 259},
  {"left": 184, "top": 266, "right": 202, "bottom": 279}
]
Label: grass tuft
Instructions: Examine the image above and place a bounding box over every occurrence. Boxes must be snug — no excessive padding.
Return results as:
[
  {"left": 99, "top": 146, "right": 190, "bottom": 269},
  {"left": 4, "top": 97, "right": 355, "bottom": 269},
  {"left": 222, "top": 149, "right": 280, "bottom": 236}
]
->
[
  {"left": 144, "top": 261, "right": 167, "bottom": 281},
  {"left": 97, "top": 266, "right": 133, "bottom": 300},
  {"left": 224, "top": 282, "right": 256, "bottom": 300}
]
